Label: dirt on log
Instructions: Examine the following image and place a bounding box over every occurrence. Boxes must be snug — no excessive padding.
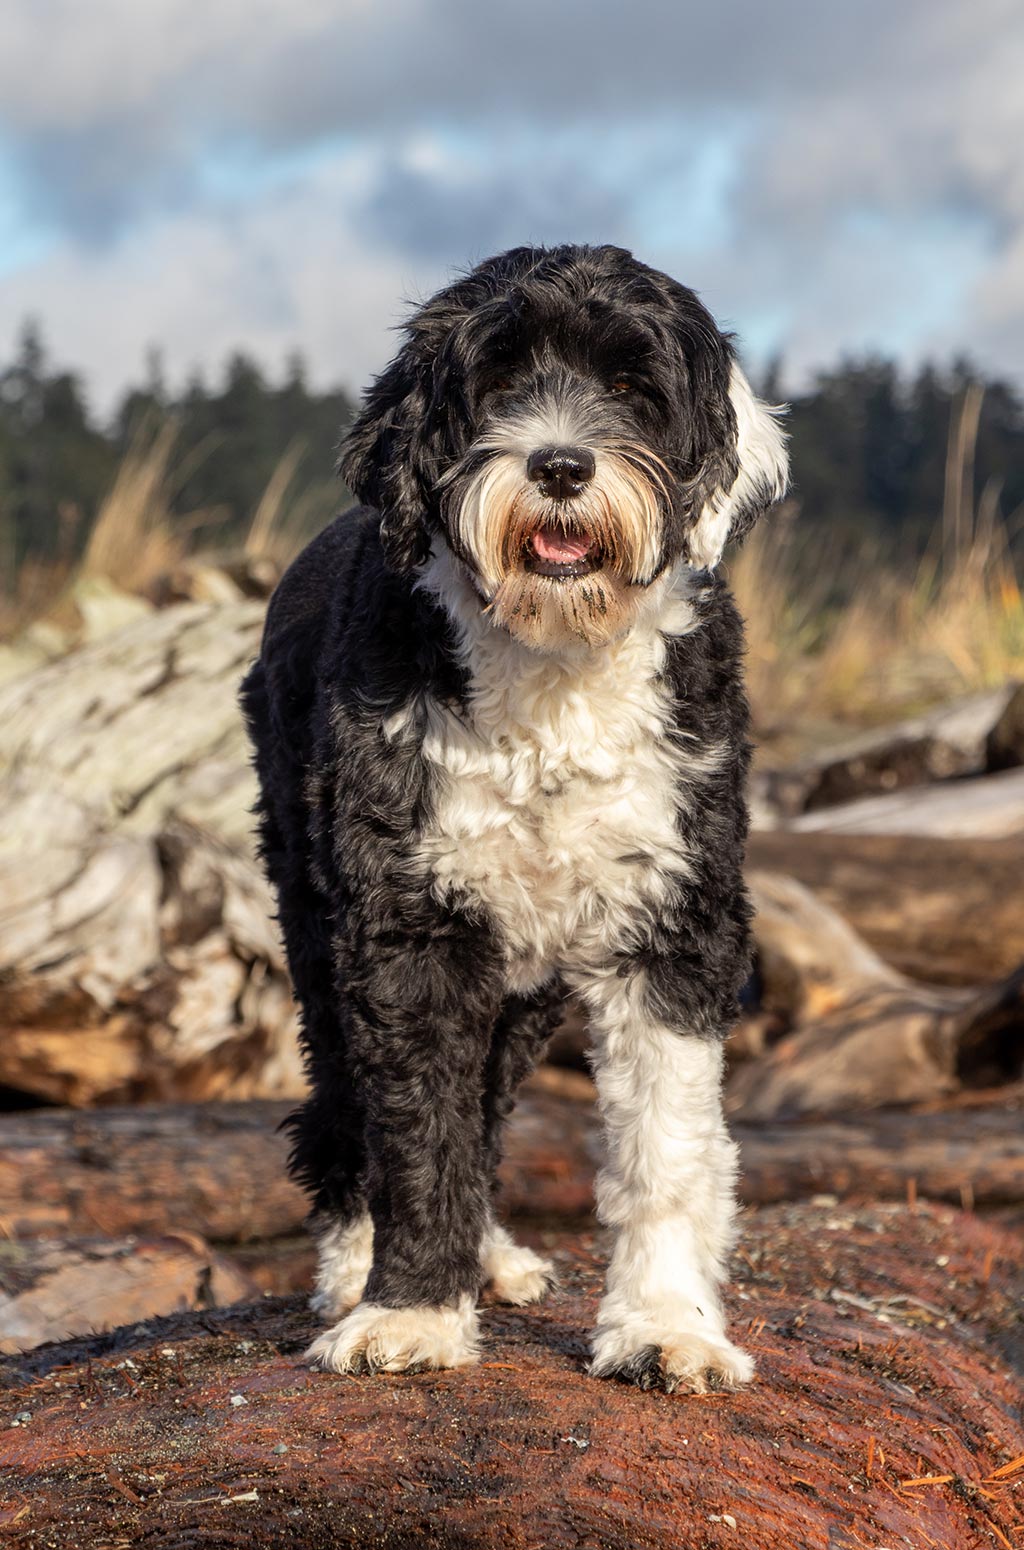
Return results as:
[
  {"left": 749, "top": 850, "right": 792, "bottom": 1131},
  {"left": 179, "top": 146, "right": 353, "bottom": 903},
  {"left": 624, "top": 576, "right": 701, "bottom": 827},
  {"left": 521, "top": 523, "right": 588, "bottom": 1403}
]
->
[
  {"left": 2, "top": 1086, "right": 1023, "bottom": 1250},
  {"left": 2, "top": 1204, "right": 1022, "bottom": 1549}
]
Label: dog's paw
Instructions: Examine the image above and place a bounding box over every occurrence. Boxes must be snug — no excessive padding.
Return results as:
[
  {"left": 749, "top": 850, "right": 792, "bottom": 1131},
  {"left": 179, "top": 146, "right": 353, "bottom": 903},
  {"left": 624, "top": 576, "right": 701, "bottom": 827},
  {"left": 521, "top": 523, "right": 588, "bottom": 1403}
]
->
[
  {"left": 481, "top": 1224, "right": 556, "bottom": 1305},
  {"left": 309, "top": 1215, "right": 374, "bottom": 1323},
  {"left": 590, "top": 1320, "right": 754, "bottom": 1395},
  {"left": 306, "top": 1297, "right": 479, "bottom": 1375}
]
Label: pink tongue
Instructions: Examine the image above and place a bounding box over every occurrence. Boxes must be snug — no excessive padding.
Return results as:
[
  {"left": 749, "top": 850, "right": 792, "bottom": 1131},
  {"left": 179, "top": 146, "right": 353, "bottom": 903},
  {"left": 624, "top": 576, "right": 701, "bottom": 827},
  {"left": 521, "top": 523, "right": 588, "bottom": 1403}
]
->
[{"left": 531, "top": 525, "right": 594, "bottom": 563}]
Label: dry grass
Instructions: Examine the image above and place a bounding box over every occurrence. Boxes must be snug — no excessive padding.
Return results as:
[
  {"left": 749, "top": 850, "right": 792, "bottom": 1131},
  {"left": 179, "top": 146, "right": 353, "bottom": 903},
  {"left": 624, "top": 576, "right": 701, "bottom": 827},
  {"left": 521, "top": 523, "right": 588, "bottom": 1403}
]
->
[
  {"left": 0, "top": 422, "right": 219, "bottom": 640},
  {"left": 80, "top": 420, "right": 212, "bottom": 594},
  {"left": 731, "top": 513, "right": 1024, "bottom": 740},
  {"left": 0, "top": 423, "right": 329, "bottom": 642},
  {"left": 3, "top": 405, "right": 1023, "bottom": 741},
  {"left": 732, "top": 389, "right": 1024, "bottom": 742},
  {"left": 243, "top": 436, "right": 341, "bottom": 571}
]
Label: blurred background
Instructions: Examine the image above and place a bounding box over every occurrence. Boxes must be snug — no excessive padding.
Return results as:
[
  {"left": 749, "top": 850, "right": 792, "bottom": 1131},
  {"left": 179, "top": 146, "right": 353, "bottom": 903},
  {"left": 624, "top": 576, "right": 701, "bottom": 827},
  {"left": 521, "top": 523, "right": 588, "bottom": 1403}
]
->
[
  {"left": 1, "top": 1, "right": 1023, "bottom": 1350},
  {"left": 4, "top": 0, "right": 1024, "bottom": 719}
]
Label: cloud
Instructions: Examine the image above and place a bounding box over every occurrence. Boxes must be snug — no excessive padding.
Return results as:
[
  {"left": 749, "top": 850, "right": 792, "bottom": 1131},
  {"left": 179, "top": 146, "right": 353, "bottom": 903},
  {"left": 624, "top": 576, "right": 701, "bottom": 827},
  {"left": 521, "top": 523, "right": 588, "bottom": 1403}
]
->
[
  {"left": 0, "top": 0, "right": 1022, "bottom": 401},
  {"left": 0, "top": 161, "right": 430, "bottom": 411},
  {"left": 4, "top": 0, "right": 1021, "bottom": 244}
]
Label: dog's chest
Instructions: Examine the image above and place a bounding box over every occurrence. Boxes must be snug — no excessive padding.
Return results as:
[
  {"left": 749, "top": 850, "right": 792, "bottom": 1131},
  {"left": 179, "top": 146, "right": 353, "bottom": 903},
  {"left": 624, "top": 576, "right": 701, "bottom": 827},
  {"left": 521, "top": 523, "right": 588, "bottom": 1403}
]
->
[{"left": 415, "top": 630, "right": 693, "bottom": 985}]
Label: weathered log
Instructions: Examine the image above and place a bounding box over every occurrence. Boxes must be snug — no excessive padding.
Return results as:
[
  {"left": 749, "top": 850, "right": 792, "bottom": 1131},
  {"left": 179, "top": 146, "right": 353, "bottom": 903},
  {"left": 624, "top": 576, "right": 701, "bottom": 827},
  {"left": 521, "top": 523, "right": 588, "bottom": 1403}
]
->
[
  {"left": 747, "top": 830, "right": 1024, "bottom": 984},
  {"left": 988, "top": 679, "right": 1024, "bottom": 770},
  {"left": 785, "top": 765, "right": 1024, "bottom": 837},
  {"left": 0, "top": 1235, "right": 257, "bottom": 1355},
  {"left": 736, "top": 1086, "right": 1024, "bottom": 1206},
  {"left": 2, "top": 1087, "right": 1023, "bottom": 1250},
  {"left": 754, "top": 684, "right": 1018, "bottom": 820},
  {"left": 731, "top": 872, "right": 1024, "bottom": 1120},
  {"left": 0, "top": 603, "right": 307, "bottom": 1106},
  {"left": 0, "top": 600, "right": 263, "bottom": 844},
  {"left": 2, "top": 1205, "right": 1022, "bottom": 1550},
  {"left": 0, "top": 1100, "right": 304, "bottom": 1244}
]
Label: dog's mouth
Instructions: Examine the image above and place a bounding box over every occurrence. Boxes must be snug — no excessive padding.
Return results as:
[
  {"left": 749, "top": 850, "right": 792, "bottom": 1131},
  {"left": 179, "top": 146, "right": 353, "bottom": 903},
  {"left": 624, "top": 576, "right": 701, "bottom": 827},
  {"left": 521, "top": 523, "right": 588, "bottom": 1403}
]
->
[{"left": 522, "top": 522, "right": 602, "bottom": 579}]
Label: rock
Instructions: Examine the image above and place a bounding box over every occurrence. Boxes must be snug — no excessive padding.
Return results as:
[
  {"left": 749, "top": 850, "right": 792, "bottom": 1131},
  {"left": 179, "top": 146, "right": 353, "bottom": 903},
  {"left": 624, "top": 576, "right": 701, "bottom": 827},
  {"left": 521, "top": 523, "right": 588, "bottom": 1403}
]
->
[{"left": 1, "top": 1205, "right": 1022, "bottom": 1549}]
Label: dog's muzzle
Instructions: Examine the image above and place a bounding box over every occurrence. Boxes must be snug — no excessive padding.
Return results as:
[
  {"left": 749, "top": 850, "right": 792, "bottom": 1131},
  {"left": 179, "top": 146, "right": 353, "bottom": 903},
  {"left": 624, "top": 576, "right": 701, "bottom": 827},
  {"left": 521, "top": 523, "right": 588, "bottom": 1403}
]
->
[{"left": 523, "top": 446, "right": 602, "bottom": 578}]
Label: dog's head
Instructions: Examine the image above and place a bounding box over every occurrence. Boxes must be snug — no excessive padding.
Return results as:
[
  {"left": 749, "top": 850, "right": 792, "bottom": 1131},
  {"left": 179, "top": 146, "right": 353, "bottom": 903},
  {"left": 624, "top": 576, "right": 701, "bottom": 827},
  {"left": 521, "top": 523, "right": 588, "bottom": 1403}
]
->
[{"left": 342, "top": 244, "right": 787, "bottom": 650}]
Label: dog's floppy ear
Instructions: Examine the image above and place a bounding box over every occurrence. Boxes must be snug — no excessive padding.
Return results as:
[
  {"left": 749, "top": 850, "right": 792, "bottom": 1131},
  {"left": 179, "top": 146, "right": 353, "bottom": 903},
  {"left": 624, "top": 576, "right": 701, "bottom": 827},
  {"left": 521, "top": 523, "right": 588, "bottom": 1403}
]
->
[
  {"left": 339, "top": 345, "right": 435, "bottom": 574},
  {"left": 686, "top": 362, "right": 788, "bottom": 570}
]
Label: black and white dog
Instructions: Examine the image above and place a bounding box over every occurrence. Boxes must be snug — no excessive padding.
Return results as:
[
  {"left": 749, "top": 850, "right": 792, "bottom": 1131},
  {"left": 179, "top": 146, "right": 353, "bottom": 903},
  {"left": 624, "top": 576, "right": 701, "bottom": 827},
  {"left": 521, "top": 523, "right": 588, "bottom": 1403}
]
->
[{"left": 241, "top": 244, "right": 788, "bottom": 1393}]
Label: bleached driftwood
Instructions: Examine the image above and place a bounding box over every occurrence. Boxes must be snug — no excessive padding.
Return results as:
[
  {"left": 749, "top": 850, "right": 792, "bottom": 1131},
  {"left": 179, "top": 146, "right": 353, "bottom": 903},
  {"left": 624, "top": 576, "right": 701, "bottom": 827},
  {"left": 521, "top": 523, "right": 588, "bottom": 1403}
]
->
[
  {"left": 0, "top": 602, "right": 304, "bottom": 1105},
  {"left": 784, "top": 766, "right": 1024, "bottom": 838},
  {"left": 752, "top": 685, "right": 1019, "bottom": 822},
  {"left": 729, "top": 871, "right": 1024, "bottom": 1121}
]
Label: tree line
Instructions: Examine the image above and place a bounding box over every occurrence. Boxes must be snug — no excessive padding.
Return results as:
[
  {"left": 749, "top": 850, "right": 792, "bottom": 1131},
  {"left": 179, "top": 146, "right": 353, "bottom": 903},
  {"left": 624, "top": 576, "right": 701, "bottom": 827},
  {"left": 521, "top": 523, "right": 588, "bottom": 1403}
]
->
[{"left": 2, "top": 320, "right": 1023, "bottom": 577}]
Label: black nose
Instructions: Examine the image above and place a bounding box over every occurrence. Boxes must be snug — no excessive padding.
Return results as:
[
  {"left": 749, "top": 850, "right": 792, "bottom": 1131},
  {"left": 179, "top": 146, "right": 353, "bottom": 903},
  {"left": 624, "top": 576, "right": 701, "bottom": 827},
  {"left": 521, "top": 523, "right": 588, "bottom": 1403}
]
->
[{"left": 526, "top": 446, "right": 596, "bottom": 499}]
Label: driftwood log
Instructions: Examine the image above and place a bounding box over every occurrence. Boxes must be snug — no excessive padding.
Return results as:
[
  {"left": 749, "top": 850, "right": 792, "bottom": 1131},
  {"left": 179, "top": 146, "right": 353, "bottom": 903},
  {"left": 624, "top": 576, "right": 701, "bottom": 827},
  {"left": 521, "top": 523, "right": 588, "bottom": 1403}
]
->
[
  {"left": 2, "top": 597, "right": 1022, "bottom": 1111},
  {"left": 784, "top": 765, "right": 1024, "bottom": 838},
  {"left": 2, "top": 1085, "right": 1022, "bottom": 1252},
  {"left": 2, "top": 1204, "right": 1022, "bottom": 1549},
  {"left": 730, "top": 871, "right": 1024, "bottom": 1120},
  {"left": 748, "top": 830, "right": 1024, "bottom": 984},
  {"left": 0, "top": 1235, "right": 257, "bottom": 1356},
  {"left": 754, "top": 684, "right": 1019, "bottom": 819},
  {"left": 0, "top": 602, "right": 306, "bottom": 1106}
]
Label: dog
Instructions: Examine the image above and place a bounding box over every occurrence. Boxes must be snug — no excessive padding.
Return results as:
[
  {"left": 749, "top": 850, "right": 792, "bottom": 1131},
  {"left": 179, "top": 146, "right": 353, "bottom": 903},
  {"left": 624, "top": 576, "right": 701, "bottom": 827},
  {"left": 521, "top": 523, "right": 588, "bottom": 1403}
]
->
[{"left": 241, "top": 243, "right": 788, "bottom": 1393}]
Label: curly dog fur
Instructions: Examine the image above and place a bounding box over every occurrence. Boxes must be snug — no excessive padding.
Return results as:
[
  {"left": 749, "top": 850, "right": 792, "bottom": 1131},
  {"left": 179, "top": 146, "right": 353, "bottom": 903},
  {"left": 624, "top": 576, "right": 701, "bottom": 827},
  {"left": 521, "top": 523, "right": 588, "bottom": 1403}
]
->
[{"left": 241, "top": 243, "right": 788, "bottom": 1391}]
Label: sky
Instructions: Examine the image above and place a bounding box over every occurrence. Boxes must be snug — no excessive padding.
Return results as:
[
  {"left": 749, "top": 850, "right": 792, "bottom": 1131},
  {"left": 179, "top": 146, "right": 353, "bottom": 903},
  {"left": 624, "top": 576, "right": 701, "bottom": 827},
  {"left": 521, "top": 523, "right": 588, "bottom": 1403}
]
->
[{"left": 1, "top": 0, "right": 1022, "bottom": 415}]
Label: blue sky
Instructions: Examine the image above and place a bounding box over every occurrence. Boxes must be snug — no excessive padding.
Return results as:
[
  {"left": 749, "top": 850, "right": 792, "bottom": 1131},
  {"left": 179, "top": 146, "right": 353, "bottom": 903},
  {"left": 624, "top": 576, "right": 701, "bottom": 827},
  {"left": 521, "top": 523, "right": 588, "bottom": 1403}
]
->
[{"left": 0, "top": 0, "right": 1021, "bottom": 414}]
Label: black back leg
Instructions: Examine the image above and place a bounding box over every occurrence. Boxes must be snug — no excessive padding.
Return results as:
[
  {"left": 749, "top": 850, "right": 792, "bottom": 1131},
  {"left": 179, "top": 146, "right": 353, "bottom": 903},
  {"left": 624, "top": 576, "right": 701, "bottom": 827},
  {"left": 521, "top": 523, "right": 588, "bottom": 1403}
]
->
[
  {"left": 482, "top": 982, "right": 566, "bottom": 1187},
  {"left": 477, "top": 984, "right": 565, "bottom": 1304},
  {"left": 242, "top": 662, "right": 368, "bottom": 1304}
]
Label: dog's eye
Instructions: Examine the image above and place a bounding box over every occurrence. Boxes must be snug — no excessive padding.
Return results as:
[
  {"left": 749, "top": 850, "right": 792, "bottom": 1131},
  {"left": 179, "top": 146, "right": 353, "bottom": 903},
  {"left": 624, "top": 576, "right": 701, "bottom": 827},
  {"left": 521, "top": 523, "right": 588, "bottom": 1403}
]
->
[
  {"left": 488, "top": 376, "right": 513, "bottom": 394},
  {"left": 609, "top": 379, "right": 633, "bottom": 395}
]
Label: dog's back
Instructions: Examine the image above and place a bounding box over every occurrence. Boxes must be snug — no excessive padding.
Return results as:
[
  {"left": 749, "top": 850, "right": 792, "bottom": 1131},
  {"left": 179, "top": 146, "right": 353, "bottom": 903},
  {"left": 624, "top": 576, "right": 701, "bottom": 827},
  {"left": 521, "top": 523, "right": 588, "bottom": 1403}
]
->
[{"left": 243, "top": 506, "right": 375, "bottom": 765}]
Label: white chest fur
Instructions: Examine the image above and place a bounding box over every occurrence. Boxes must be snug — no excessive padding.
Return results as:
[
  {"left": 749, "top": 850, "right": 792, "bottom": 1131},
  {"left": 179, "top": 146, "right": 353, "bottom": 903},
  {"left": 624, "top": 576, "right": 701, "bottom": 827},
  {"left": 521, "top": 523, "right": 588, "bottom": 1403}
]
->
[{"left": 413, "top": 568, "right": 715, "bottom": 991}]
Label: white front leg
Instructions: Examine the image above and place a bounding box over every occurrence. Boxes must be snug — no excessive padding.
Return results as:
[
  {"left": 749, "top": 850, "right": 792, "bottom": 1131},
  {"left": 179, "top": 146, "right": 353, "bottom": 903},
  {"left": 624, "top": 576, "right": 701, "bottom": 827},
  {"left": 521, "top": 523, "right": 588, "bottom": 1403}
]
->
[{"left": 577, "top": 970, "right": 753, "bottom": 1393}]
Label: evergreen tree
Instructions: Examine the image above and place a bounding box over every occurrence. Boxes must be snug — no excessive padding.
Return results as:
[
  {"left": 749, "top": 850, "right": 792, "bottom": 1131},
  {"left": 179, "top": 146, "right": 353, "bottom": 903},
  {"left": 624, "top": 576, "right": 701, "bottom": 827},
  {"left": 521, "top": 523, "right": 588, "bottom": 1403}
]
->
[{"left": 1, "top": 318, "right": 1021, "bottom": 587}]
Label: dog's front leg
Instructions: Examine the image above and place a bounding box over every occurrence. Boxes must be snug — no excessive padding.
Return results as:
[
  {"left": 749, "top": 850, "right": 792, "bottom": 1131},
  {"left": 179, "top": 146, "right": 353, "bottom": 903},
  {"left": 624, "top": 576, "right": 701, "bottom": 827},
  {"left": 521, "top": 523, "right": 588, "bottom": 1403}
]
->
[
  {"left": 575, "top": 967, "right": 753, "bottom": 1394},
  {"left": 306, "top": 947, "right": 497, "bottom": 1376}
]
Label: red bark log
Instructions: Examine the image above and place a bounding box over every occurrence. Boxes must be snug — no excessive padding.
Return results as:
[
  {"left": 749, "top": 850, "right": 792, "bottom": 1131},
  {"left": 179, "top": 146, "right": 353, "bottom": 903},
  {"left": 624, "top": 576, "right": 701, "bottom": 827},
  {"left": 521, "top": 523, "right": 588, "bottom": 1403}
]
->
[{"left": 2, "top": 1204, "right": 1022, "bottom": 1549}]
